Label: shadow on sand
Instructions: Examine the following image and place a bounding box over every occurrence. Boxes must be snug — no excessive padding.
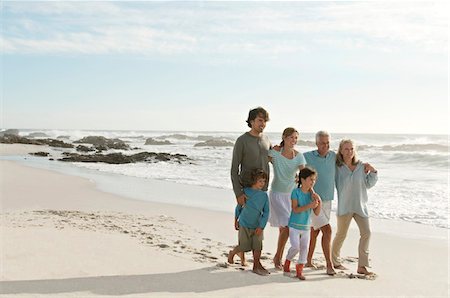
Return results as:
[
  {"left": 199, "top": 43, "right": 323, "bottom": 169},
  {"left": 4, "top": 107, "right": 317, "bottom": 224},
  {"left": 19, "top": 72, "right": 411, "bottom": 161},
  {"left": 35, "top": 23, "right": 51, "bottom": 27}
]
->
[{"left": 0, "top": 266, "right": 304, "bottom": 296}]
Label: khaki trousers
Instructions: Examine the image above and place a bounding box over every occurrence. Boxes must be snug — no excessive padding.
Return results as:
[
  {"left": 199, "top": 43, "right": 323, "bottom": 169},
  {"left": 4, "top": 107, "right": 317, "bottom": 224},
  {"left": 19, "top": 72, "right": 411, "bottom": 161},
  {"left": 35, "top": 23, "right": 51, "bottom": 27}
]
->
[{"left": 332, "top": 213, "right": 371, "bottom": 267}]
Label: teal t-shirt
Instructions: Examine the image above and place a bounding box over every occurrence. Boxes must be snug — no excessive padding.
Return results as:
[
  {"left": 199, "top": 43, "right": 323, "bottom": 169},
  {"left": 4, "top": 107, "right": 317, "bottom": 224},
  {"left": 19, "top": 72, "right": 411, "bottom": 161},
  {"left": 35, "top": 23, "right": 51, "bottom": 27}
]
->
[
  {"left": 235, "top": 187, "right": 270, "bottom": 229},
  {"left": 303, "top": 150, "right": 336, "bottom": 201},
  {"left": 269, "top": 149, "right": 306, "bottom": 193},
  {"left": 288, "top": 188, "right": 313, "bottom": 231}
]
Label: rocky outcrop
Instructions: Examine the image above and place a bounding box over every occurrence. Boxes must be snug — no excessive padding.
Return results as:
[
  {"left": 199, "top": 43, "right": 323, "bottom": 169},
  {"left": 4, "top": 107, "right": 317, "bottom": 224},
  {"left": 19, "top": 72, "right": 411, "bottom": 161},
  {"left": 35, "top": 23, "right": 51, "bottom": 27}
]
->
[
  {"left": 194, "top": 139, "right": 234, "bottom": 147},
  {"left": 59, "top": 152, "right": 191, "bottom": 164},
  {"left": 26, "top": 132, "right": 49, "bottom": 138},
  {"left": 29, "top": 152, "right": 50, "bottom": 157},
  {"left": 145, "top": 138, "right": 172, "bottom": 145},
  {"left": 0, "top": 129, "right": 19, "bottom": 137},
  {"left": 297, "top": 140, "right": 316, "bottom": 147},
  {"left": 76, "top": 145, "right": 96, "bottom": 152},
  {"left": 74, "top": 136, "right": 130, "bottom": 150},
  {"left": 42, "top": 139, "right": 74, "bottom": 148},
  {"left": 0, "top": 135, "right": 41, "bottom": 145},
  {"left": 0, "top": 135, "right": 73, "bottom": 148}
]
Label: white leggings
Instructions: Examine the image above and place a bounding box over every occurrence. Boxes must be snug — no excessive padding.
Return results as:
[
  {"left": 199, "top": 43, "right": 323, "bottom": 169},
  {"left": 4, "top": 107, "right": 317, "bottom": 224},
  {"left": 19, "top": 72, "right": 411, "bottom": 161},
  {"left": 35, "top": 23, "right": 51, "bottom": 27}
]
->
[{"left": 286, "top": 227, "right": 310, "bottom": 264}]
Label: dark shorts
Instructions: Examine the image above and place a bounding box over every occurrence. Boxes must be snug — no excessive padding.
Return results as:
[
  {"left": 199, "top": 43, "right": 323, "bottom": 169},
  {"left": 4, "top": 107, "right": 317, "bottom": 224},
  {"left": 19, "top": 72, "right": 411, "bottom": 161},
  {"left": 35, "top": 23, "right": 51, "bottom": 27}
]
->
[{"left": 238, "top": 226, "right": 263, "bottom": 252}]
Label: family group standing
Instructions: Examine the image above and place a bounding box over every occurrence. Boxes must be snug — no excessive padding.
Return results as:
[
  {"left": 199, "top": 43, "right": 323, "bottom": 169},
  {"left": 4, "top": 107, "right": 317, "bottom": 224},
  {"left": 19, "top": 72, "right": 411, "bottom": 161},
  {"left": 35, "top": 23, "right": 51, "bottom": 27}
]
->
[{"left": 229, "top": 107, "right": 378, "bottom": 279}]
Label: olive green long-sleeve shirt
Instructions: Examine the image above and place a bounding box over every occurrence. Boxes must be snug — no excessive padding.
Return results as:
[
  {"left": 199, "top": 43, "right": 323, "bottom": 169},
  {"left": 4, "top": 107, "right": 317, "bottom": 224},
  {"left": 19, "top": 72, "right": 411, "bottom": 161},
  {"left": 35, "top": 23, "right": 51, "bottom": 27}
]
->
[{"left": 230, "top": 132, "right": 271, "bottom": 198}]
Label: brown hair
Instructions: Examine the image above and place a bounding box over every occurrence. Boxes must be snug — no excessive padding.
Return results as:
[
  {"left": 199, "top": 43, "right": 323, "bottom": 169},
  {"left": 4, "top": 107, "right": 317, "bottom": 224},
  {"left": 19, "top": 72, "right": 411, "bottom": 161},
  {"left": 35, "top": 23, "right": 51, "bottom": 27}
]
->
[
  {"left": 297, "top": 166, "right": 317, "bottom": 188},
  {"left": 280, "top": 127, "right": 299, "bottom": 147},
  {"left": 246, "top": 107, "right": 270, "bottom": 128},
  {"left": 250, "top": 168, "right": 268, "bottom": 185}
]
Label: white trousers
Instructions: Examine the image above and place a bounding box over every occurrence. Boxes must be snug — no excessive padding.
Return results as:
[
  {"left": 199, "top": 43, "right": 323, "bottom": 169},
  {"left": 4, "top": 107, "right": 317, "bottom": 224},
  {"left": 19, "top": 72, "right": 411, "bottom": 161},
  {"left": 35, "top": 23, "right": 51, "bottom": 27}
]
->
[{"left": 286, "top": 227, "right": 310, "bottom": 264}]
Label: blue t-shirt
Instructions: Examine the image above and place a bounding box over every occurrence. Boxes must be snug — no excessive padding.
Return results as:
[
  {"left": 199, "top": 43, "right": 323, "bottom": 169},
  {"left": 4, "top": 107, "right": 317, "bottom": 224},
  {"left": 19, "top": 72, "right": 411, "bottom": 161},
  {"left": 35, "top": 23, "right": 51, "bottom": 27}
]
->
[
  {"left": 288, "top": 188, "right": 313, "bottom": 231},
  {"left": 303, "top": 150, "right": 336, "bottom": 201},
  {"left": 269, "top": 148, "right": 306, "bottom": 193},
  {"left": 235, "top": 187, "right": 270, "bottom": 229}
]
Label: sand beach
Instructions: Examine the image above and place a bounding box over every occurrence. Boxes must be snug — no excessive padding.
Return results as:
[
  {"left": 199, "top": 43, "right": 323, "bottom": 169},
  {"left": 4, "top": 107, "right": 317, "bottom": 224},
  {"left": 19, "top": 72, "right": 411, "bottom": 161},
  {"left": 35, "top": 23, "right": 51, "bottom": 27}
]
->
[{"left": 0, "top": 144, "right": 449, "bottom": 297}]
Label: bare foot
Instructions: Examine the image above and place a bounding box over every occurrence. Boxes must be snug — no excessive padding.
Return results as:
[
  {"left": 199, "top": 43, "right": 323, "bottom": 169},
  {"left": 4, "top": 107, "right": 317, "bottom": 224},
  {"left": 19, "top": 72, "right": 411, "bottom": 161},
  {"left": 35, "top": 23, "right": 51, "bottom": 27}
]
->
[
  {"left": 297, "top": 274, "right": 306, "bottom": 280},
  {"left": 273, "top": 258, "right": 282, "bottom": 270},
  {"left": 305, "top": 262, "right": 317, "bottom": 269},
  {"left": 253, "top": 267, "right": 270, "bottom": 276},
  {"left": 326, "top": 267, "right": 336, "bottom": 276},
  {"left": 227, "top": 250, "right": 234, "bottom": 264},
  {"left": 357, "top": 266, "right": 374, "bottom": 275},
  {"left": 238, "top": 252, "right": 247, "bottom": 266},
  {"left": 334, "top": 264, "right": 348, "bottom": 270}
]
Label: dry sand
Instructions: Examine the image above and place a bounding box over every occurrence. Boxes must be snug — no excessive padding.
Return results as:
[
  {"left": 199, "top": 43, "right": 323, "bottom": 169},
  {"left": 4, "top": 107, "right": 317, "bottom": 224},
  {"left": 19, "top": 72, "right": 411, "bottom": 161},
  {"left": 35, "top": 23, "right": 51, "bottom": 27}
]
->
[{"left": 0, "top": 144, "right": 448, "bottom": 297}]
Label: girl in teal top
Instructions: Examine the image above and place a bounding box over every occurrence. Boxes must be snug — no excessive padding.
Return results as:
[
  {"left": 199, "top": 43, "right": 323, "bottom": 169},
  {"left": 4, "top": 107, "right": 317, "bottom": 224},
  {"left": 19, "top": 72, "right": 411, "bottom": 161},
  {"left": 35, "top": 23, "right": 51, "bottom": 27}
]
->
[{"left": 283, "top": 167, "right": 321, "bottom": 280}]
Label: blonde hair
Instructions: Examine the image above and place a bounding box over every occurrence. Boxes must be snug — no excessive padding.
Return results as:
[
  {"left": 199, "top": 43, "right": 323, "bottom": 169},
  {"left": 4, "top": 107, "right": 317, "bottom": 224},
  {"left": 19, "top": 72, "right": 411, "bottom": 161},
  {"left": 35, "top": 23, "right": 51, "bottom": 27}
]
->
[
  {"left": 336, "top": 139, "right": 359, "bottom": 167},
  {"left": 280, "top": 127, "right": 299, "bottom": 147}
]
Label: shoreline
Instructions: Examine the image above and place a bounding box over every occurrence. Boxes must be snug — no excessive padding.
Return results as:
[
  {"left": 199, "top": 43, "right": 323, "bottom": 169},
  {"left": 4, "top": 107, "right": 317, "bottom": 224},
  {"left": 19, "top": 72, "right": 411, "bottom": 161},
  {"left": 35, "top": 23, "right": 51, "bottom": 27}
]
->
[
  {"left": 1, "top": 145, "right": 449, "bottom": 297},
  {"left": 1, "top": 143, "right": 448, "bottom": 235}
]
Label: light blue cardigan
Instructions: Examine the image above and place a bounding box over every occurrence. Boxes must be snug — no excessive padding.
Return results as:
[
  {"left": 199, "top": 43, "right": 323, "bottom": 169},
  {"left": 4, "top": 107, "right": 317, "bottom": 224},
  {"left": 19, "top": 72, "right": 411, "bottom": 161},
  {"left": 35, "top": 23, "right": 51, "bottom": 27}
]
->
[{"left": 335, "top": 161, "right": 378, "bottom": 217}]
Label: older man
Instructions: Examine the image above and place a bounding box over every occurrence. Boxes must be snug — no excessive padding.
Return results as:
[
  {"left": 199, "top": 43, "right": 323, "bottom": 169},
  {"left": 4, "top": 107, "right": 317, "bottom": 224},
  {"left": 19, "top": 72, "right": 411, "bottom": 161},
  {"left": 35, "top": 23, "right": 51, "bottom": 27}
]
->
[{"left": 303, "top": 131, "right": 336, "bottom": 275}]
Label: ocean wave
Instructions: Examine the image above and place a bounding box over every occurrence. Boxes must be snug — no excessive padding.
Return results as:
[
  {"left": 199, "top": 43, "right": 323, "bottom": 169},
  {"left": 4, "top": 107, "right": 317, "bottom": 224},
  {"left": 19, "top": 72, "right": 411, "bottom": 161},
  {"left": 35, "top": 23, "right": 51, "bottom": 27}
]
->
[
  {"left": 159, "top": 133, "right": 236, "bottom": 142},
  {"left": 385, "top": 152, "right": 449, "bottom": 168},
  {"left": 359, "top": 143, "right": 448, "bottom": 152}
]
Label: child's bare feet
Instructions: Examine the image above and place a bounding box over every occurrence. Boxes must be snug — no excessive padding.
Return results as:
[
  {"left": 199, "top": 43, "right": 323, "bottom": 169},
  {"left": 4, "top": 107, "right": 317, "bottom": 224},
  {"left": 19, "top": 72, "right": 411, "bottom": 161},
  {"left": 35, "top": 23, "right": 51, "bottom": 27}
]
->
[
  {"left": 238, "top": 252, "right": 247, "bottom": 266},
  {"left": 357, "top": 266, "right": 374, "bottom": 275},
  {"left": 305, "top": 262, "right": 317, "bottom": 269},
  {"left": 227, "top": 250, "right": 235, "bottom": 264},
  {"left": 273, "top": 257, "right": 282, "bottom": 270}
]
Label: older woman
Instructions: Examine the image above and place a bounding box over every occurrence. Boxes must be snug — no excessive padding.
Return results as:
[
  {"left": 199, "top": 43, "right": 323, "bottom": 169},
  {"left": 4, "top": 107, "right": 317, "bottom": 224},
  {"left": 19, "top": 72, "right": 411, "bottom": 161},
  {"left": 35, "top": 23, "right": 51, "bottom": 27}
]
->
[{"left": 331, "top": 139, "right": 378, "bottom": 275}]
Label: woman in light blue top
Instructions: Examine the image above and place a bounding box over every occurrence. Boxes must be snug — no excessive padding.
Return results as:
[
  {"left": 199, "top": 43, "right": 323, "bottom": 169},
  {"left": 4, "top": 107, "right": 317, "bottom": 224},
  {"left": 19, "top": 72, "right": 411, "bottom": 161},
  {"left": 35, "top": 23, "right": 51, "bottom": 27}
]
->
[
  {"left": 332, "top": 139, "right": 378, "bottom": 276},
  {"left": 268, "top": 127, "right": 306, "bottom": 270}
]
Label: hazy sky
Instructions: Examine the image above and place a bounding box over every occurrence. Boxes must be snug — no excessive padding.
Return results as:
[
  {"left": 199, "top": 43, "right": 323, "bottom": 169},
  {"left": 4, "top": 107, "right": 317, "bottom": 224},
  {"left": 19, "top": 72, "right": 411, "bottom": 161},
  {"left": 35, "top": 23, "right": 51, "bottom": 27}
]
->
[{"left": 2, "top": 1, "right": 448, "bottom": 134}]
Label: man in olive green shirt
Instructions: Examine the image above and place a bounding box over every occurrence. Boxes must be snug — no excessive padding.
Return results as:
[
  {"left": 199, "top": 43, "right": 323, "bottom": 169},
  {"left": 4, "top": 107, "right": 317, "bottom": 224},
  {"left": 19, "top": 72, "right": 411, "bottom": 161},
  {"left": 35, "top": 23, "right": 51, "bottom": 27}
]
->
[{"left": 231, "top": 107, "right": 271, "bottom": 206}]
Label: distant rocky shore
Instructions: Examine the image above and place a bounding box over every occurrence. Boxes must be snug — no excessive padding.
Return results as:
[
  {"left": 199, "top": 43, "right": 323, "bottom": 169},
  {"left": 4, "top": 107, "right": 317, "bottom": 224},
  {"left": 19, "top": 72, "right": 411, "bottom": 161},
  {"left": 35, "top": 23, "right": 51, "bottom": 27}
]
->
[{"left": 1, "top": 131, "right": 192, "bottom": 165}]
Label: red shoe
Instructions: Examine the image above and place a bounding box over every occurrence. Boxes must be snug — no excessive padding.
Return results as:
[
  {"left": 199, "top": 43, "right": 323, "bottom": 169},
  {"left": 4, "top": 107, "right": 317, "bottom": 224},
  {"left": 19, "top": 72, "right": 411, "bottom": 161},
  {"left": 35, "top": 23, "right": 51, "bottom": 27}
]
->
[
  {"left": 296, "top": 264, "right": 306, "bottom": 280},
  {"left": 283, "top": 259, "right": 291, "bottom": 273}
]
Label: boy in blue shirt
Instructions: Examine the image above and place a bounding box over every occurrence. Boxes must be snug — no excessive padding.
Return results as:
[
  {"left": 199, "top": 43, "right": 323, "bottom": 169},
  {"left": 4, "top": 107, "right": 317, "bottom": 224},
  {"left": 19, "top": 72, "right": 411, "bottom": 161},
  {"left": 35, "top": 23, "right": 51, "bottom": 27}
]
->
[{"left": 228, "top": 169, "right": 270, "bottom": 276}]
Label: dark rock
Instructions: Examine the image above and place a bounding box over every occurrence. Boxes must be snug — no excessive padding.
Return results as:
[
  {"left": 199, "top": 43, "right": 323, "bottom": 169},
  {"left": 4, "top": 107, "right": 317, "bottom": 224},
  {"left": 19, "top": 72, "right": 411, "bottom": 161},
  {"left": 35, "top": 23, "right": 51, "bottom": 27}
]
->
[
  {"left": 194, "top": 139, "right": 234, "bottom": 147},
  {"left": 0, "top": 129, "right": 19, "bottom": 137},
  {"left": 0, "top": 134, "right": 74, "bottom": 148},
  {"left": 57, "top": 135, "right": 70, "bottom": 139},
  {"left": 76, "top": 145, "right": 95, "bottom": 152},
  {"left": 26, "top": 132, "right": 49, "bottom": 138},
  {"left": 145, "top": 138, "right": 172, "bottom": 145},
  {"left": 29, "top": 151, "right": 50, "bottom": 157},
  {"left": 74, "top": 136, "right": 130, "bottom": 150},
  {"left": 37, "top": 139, "right": 73, "bottom": 148},
  {"left": 58, "top": 151, "right": 191, "bottom": 164},
  {"left": 297, "top": 140, "right": 316, "bottom": 147},
  {"left": 94, "top": 145, "right": 108, "bottom": 151},
  {"left": 0, "top": 134, "right": 41, "bottom": 145}
]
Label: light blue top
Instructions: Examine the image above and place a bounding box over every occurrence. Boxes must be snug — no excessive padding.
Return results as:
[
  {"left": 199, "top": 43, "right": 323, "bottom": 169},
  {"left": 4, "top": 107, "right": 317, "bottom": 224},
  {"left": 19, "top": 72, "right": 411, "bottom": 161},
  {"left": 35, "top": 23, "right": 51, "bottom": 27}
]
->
[
  {"left": 269, "top": 148, "right": 306, "bottom": 193},
  {"left": 304, "top": 150, "right": 336, "bottom": 201},
  {"left": 335, "top": 161, "right": 378, "bottom": 217},
  {"left": 235, "top": 187, "right": 270, "bottom": 229},
  {"left": 288, "top": 188, "right": 313, "bottom": 231}
]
